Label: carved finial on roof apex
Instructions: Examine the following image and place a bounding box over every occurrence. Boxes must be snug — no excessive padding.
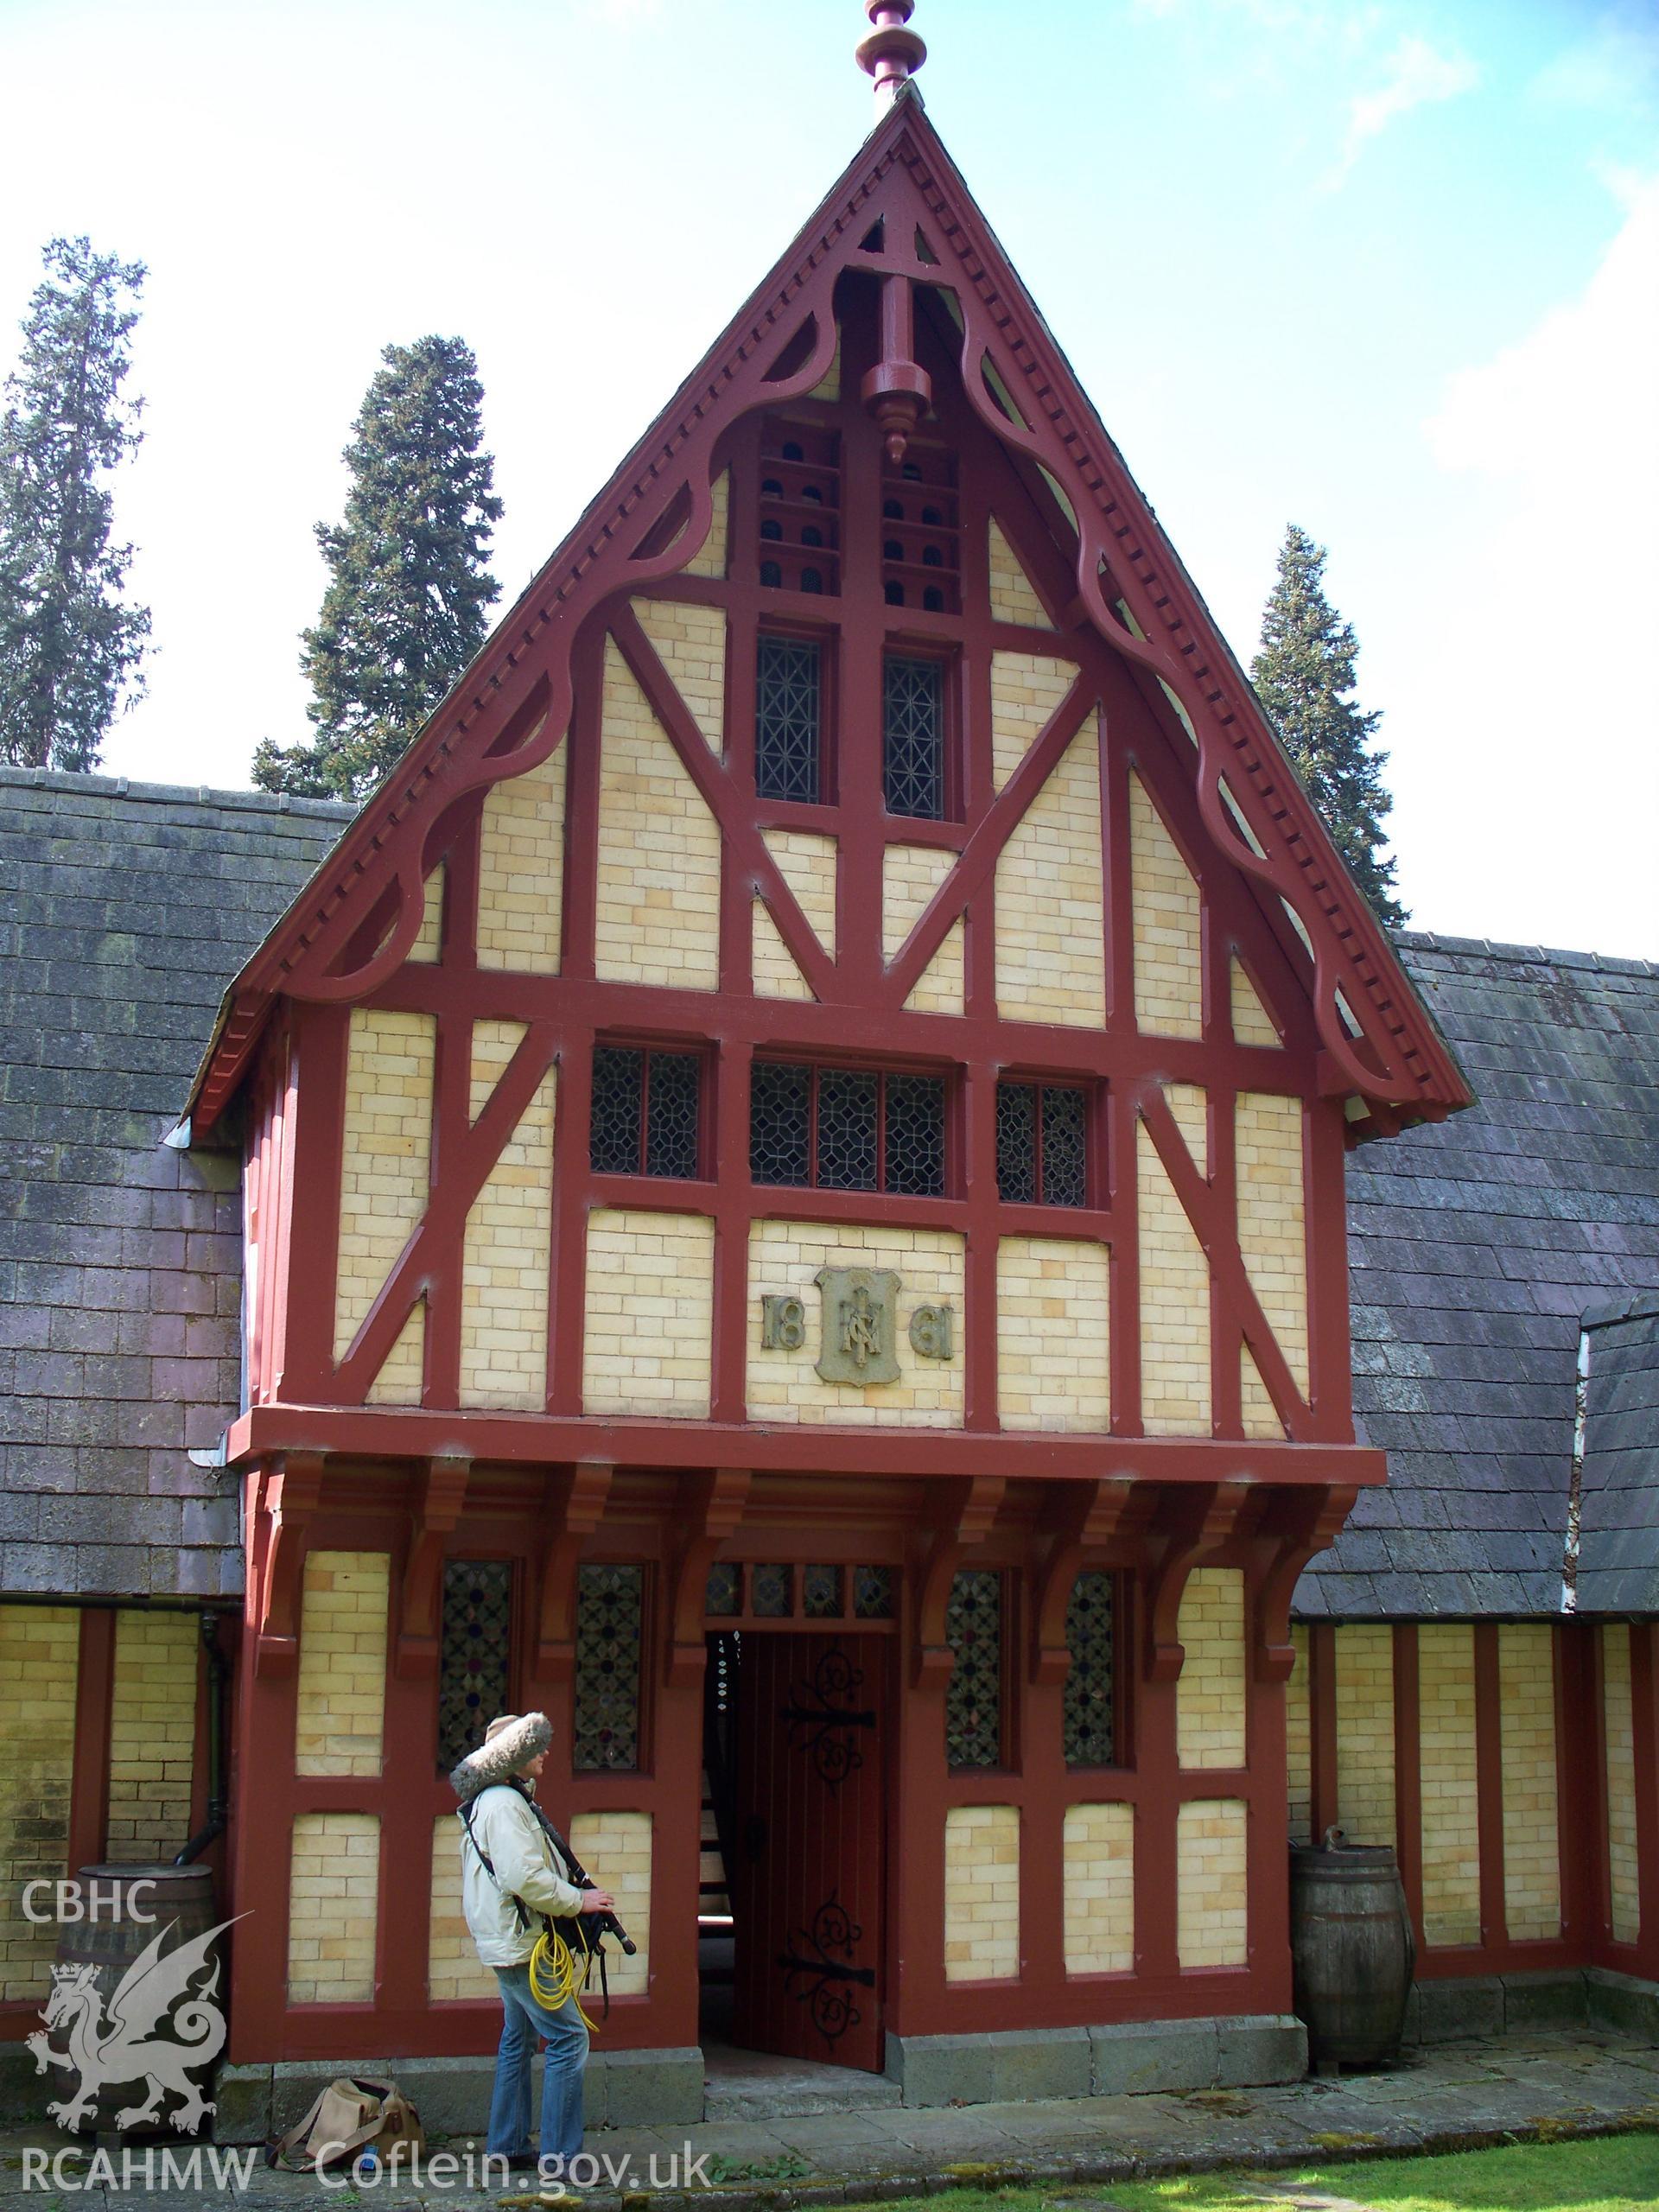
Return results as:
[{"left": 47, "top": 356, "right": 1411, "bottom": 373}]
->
[{"left": 857, "top": 1, "right": 926, "bottom": 111}]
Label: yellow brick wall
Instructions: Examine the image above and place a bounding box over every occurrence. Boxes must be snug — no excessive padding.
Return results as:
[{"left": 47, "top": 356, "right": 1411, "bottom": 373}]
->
[
  {"left": 884, "top": 843, "right": 963, "bottom": 1015},
  {"left": 1129, "top": 769, "right": 1203, "bottom": 1039},
  {"left": 594, "top": 637, "right": 721, "bottom": 990},
  {"left": 995, "top": 1236, "right": 1109, "bottom": 1432},
  {"left": 1177, "top": 1798, "right": 1249, "bottom": 1968},
  {"left": 1241, "top": 1343, "right": 1285, "bottom": 1439},
  {"left": 1499, "top": 1624, "right": 1560, "bottom": 1941},
  {"left": 990, "top": 650, "right": 1076, "bottom": 788},
  {"left": 995, "top": 716, "right": 1106, "bottom": 1027},
  {"left": 476, "top": 741, "right": 565, "bottom": 976},
  {"left": 461, "top": 1022, "right": 556, "bottom": 1409},
  {"left": 407, "top": 861, "right": 444, "bottom": 963},
  {"left": 366, "top": 1301, "right": 425, "bottom": 1408},
  {"left": 583, "top": 1210, "right": 715, "bottom": 1417},
  {"left": 570, "top": 1809, "right": 652, "bottom": 1999},
  {"left": 1138, "top": 1122, "right": 1211, "bottom": 1434},
  {"left": 1287, "top": 1625, "right": 1313, "bottom": 1846},
  {"left": 1178, "top": 1569, "right": 1248, "bottom": 1770},
  {"left": 684, "top": 469, "right": 729, "bottom": 579},
  {"left": 287, "top": 1812, "right": 378, "bottom": 2004},
  {"left": 1335, "top": 1624, "right": 1396, "bottom": 1850},
  {"left": 944, "top": 1803, "right": 1020, "bottom": 1981},
  {"left": 294, "top": 1552, "right": 389, "bottom": 1777},
  {"left": 906, "top": 921, "right": 965, "bottom": 1014},
  {"left": 0, "top": 1606, "right": 79, "bottom": 2002},
  {"left": 335, "top": 1007, "right": 435, "bottom": 1363},
  {"left": 429, "top": 1815, "right": 497, "bottom": 2001},
  {"left": 752, "top": 900, "right": 812, "bottom": 1000},
  {"left": 765, "top": 830, "right": 836, "bottom": 957},
  {"left": 747, "top": 1220, "right": 964, "bottom": 1426},
  {"left": 988, "top": 520, "right": 1054, "bottom": 629},
  {"left": 1230, "top": 957, "right": 1280, "bottom": 1046},
  {"left": 1062, "top": 1800, "right": 1134, "bottom": 1974},
  {"left": 1165, "top": 1081, "right": 1210, "bottom": 1174},
  {"left": 1603, "top": 1624, "right": 1639, "bottom": 1946},
  {"left": 1419, "top": 1623, "right": 1480, "bottom": 1947},
  {"left": 1236, "top": 1091, "right": 1309, "bottom": 1398},
  {"left": 632, "top": 596, "right": 727, "bottom": 752},
  {"left": 106, "top": 1610, "right": 197, "bottom": 1863}
]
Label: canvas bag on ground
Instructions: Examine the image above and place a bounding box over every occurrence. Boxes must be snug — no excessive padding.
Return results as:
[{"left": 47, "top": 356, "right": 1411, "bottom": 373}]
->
[{"left": 267, "top": 2076, "right": 425, "bottom": 2171}]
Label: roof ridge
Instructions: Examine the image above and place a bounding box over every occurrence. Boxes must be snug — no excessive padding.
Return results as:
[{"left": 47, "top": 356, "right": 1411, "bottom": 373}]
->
[
  {"left": 1394, "top": 926, "right": 1657, "bottom": 978},
  {"left": 0, "top": 765, "right": 359, "bottom": 823}
]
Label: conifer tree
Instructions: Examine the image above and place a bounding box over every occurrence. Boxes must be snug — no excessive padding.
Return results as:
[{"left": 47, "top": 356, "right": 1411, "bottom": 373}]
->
[
  {"left": 0, "top": 238, "right": 150, "bottom": 772},
  {"left": 1250, "top": 524, "right": 1406, "bottom": 927},
  {"left": 253, "top": 336, "right": 503, "bottom": 800}
]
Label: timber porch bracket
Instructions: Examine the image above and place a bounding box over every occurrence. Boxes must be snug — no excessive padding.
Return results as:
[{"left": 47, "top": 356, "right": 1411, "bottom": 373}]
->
[
  {"left": 1251, "top": 1483, "right": 1359, "bottom": 1683},
  {"left": 251, "top": 1451, "right": 324, "bottom": 1678},
  {"left": 665, "top": 1468, "right": 751, "bottom": 1688},
  {"left": 532, "top": 1465, "right": 615, "bottom": 1685},
  {"left": 1028, "top": 1478, "right": 1148, "bottom": 1687},
  {"left": 1142, "top": 1480, "right": 1254, "bottom": 1684},
  {"left": 394, "top": 1457, "right": 472, "bottom": 1680},
  {"left": 912, "top": 1474, "right": 1006, "bottom": 1688}
]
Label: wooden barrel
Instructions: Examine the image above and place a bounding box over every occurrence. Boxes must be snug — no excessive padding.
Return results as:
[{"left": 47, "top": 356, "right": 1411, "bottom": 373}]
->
[
  {"left": 47, "top": 1866, "right": 221, "bottom": 2133},
  {"left": 1289, "top": 1828, "right": 1415, "bottom": 2067}
]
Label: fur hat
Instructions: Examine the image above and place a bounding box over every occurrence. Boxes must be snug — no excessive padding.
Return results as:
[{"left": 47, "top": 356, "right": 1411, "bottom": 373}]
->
[{"left": 449, "top": 1711, "right": 552, "bottom": 1802}]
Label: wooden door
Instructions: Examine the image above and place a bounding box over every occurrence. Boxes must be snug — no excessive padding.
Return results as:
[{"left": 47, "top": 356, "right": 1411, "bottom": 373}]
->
[{"left": 729, "top": 1631, "right": 886, "bottom": 2070}]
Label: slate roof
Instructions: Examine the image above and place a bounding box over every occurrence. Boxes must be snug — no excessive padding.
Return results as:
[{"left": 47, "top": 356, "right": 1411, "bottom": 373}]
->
[
  {"left": 1575, "top": 1292, "right": 1659, "bottom": 1615},
  {"left": 0, "top": 768, "right": 353, "bottom": 1600},
  {"left": 1296, "top": 932, "right": 1659, "bottom": 1621}
]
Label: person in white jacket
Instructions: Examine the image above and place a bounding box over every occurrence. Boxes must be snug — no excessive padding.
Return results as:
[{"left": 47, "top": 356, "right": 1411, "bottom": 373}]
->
[{"left": 450, "top": 1712, "right": 615, "bottom": 2173}]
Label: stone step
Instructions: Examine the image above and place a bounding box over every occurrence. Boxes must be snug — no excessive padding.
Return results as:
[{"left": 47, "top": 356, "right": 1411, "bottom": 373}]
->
[{"left": 700, "top": 2045, "right": 901, "bottom": 2121}]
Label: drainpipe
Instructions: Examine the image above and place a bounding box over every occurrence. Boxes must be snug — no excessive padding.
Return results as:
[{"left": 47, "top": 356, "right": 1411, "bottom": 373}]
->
[{"left": 175, "top": 1611, "right": 231, "bottom": 1865}]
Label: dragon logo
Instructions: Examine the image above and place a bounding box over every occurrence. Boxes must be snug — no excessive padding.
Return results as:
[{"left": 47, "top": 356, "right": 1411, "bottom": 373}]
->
[{"left": 27, "top": 1914, "right": 244, "bottom": 2135}]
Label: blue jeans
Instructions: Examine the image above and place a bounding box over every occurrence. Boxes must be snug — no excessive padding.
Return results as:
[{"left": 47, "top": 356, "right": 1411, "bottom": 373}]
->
[{"left": 487, "top": 1962, "right": 589, "bottom": 2164}]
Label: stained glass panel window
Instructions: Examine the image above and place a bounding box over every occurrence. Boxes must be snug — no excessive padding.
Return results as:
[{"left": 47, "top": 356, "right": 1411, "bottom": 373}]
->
[
  {"left": 437, "top": 1560, "right": 512, "bottom": 1775},
  {"left": 803, "top": 1564, "right": 843, "bottom": 1619},
  {"left": 572, "top": 1563, "right": 644, "bottom": 1771},
  {"left": 590, "top": 1046, "right": 644, "bottom": 1175},
  {"left": 885, "top": 1075, "right": 945, "bottom": 1198},
  {"left": 751, "top": 1563, "right": 794, "bottom": 1618},
  {"left": 817, "top": 1067, "right": 877, "bottom": 1191},
  {"left": 591, "top": 1046, "right": 702, "bottom": 1179},
  {"left": 854, "top": 1566, "right": 894, "bottom": 1620},
  {"left": 883, "top": 656, "right": 945, "bottom": 820},
  {"left": 995, "top": 1083, "right": 1037, "bottom": 1204},
  {"left": 646, "top": 1051, "right": 701, "bottom": 1179},
  {"left": 1042, "top": 1086, "right": 1088, "bottom": 1208},
  {"left": 756, "top": 638, "right": 822, "bottom": 804},
  {"left": 945, "top": 1569, "right": 1003, "bottom": 1769},
  {"left": 705, "top": 1561, "right": 741, "bottom": 1618},
  {"left": 996, "top": 1081, "right": 1087, "bottom": 1206},
  {"left": 1064, "top": 1571, "right": 1116, "bottom": 1768},
  {"left": 751, "top": 1064, "right": 950, "bottom": 1196},
  {"left": 750, "top": 1060, "right": 811, "bottom": 1185}
]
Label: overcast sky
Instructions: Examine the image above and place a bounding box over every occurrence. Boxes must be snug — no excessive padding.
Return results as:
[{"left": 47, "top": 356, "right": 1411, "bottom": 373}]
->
[{"left": 3, "top": 0, "right": 1655, "bottom": 957}]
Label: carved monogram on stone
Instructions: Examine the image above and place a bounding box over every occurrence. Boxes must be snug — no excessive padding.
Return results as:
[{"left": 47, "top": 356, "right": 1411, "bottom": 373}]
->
[{"left": 813, "top": 1267, "right": 900, "bottom": 1385}]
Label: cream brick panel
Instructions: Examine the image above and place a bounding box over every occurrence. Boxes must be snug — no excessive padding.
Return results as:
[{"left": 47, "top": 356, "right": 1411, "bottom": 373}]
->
[
  {"left": 288, "top": 1812, "right": 378, "bottom": 2004},
  {"left": 990, "top": 650, "right": 1075, "bottom": 789},
  {"left": 884, "top": 845, "right": 965, "bottom": 1015},
  {"left": 765, "top": 830, "right": 836, "bottom": 959},
  {"left": 1231, "top": 957, "right": 1280, "bottom": 1046},
  {"left": 1063, "top": 1801, "right": 1134, "bottom": 1974},
  {"left": 907, "top": 920, "right": 965, "bottom": 1015},
  {"left": 752, "top": 899, "right": 812, "bottom": 1001},
  {"left": 944, "top": 1803, "right": 1020, "bottom": 1981},
  {"left": 1236, "top": 1092, "right": 1309, "bottom": 1399},
  {"left": 1242, "top": 1344, "right": 1286, "bottom": 1439},
  {"left": 107, "top": 1610, "right": 197, "bottom": 1862},
  {"left": 1166, "top": 1082, "right": 1209, "bottom": 1175},
  {"left": 988, "top": 519, "right": 1053, "bottom": 629},
  {"left": 1177, "top": 1798, "right": 1249, "bottom": 1968},
  {"left": 367, "top": 1301, "right": 424, "bottom": 1407},
  {"left": 570, "top": 1810, "right": 652, "bottom": 1999},
  {"left": 295, "top": 1552, "right": 389, "bottom": 1777},
  {"left": 747, "top": 1221, "right": 964, "bottom": 1427},
  {"left": 996, "top": 1236, "right": 1109, "bottom": 1433},
  {"left": 461, "top": 1024, "right": 556, "bottom": 1409},
  {"left": 335, "top": 1007, "right": 435, "bottom": 1361},
  {"left": 429, "top": 1815, "right": 497, "bottom": 2001},
  {"left": 1500, "top": 1624, "right": 1560, "bottom": 1942},
  {"left": 995, "top": 715, "right": 1105, "bottom": 1027},
  {"left": 1138, "top": 1122, "right": 1211, "bottom": 1435},
  {"left": 632, "top": 597, "right": 727, "bottom": 753},
  {"left": 594, "top": 637, "right": 721, "bottom": 990},
  {"left": 1130, "top": 770, "right": 1202, "bottom": 1039},
  {"left": 1604, "top": 1625, "right": 1639, "bottom": 1946},
  {"left": 1178, "top": 1569, "right": 1247, "bottom": 1770},
  {"left": 408, "top": 862, "right": 444, "bottom": 963},
  {"left": 584, "top": 1210, "right": 714, "bottom": 1417},
  {"left": 1287, "top": 1626, "right": 1313, "bottom": 1846},
  {"left": 1335, "top": 1624, "right": 1396, "bottom": 1850},
  {"left": 0, "top": 1606, "right": 78, "bottom": 2002},
  {"left": 476, "top": 740, "right": 565, "bottom": 976},
  {"left": 1419, "top": 1624, "right": 1480, "bottom": 1947},
  {"left": 684, "top": 469, "right": 729, "bottom": 578}
]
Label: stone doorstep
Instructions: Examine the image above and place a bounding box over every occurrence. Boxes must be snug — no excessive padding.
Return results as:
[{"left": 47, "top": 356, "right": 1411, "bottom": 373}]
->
[{"left": 884, "top": 2014, "right": 1308, "bottom": 2107}]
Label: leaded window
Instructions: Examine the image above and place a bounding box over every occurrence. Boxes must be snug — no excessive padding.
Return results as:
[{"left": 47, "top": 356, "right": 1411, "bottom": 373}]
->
[
  {"left": 883, "top": 655, "right": 946, "bottom": 819},
  {"left": 854, "top": 1566, "right": 894, "bottom": 1620},
  {"left": 750, "top": 1563, "right": 794, "bottom": 1618},
  {"left": 945, "top": 1568, "right": 1003, "bottom": 1769},
  {"left": 572, "top": 1563, "right": 643, "bottom": 1771},
  {"left": 756, "top": 637, "right": 823, "bottom": 803},
  {"left": 996, "top": 1081, "right": 1088, "bottom": 1207},
  {"left": 1063, "top": 1571, "right": 1116, "bottom": 1768},
  {"left": 704, "top": 1561, "right": 741, "bottom": 1618},
  {"left": 437, "top": 1560, "right": 512, "bottom": 1775},
  {"left": 803, "top": 1565, "right": 843, "bottom": 1618},
  {"left": 591, "top": 1045, "right": 703, "bottom": 1179},
  {"left": 750, "top": 1062, "right": 948, "bottom": 1197}
]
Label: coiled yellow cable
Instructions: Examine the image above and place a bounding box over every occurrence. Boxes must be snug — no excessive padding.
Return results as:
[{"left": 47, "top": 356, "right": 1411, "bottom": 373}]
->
[{"left": 528, "top": 1923, "right": 599, "bottom": 2032}]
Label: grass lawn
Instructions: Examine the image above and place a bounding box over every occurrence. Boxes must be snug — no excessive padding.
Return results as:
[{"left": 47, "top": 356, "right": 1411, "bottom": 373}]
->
[{"left": 841, "top": 2133, "right": 1659, "bottom": 2212}]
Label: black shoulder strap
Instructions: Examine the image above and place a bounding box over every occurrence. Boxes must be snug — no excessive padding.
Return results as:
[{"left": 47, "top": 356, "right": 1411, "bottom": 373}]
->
[{"left": 459, "top": 1790, "right": 531, "bottom": 1931}]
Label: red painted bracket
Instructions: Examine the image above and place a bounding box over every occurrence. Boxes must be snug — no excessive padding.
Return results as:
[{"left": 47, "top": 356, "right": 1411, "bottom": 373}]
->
[
  {"left": 1028, "top": 1478, "right": 1149, "bottom": 1686},
  {"left": 664, "top": 1467, "right": 751, "bottom": 1688},
  {"left": 531, "top": 1464, "right": 615, "bottom": 1685},
  {"left": 911, "top": 1473, "right": 1007, "bottom": 1688},
  {"left": 1142, "top": 1480, "right": 1252, "bottom": 1684},
  {"left": 251, "top": 1450, "right": 324, "bottom": 1677},
  {"left": 394, "top": 1455, "right": 472, "bottom": 1680},
  {"left": 1251, "top": 1484, "right": 1359, "bottom": 1683}
]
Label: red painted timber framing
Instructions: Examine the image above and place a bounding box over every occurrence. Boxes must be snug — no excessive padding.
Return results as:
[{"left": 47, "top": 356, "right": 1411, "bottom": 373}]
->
[
  {"left": 1629, "top": 1623, "right": 1659, "bottom": 1982},
  {"left": 67, "top": 1606, "right": 117, "bottom": 1878}
]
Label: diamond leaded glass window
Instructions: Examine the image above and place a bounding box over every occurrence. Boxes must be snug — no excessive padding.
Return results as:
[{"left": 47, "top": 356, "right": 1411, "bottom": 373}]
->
[
  {"left": 817, "top": 1067, "right": 877, "bottom": 1191},
  {"left": 750, "top": 1060, "right": 811, "bottom": 1185},
  {"left": 883, "top": 655, "right": 945, "bottom": 819},
  {"left": 437, "top": 1560, "right": 512, "bottom": 1775},
  {"left": 945, "top": 1568, "right": 1003, "bottom": 1769},
  {"left": 1063, "top": 1570, "right": 1116, "bottom": 1768},
  {"left": 591, "top": 1046, "right": 703, "bottom": 1179},
  {"left": 995, "top": 1080, "right": 1088, "bottom": 1206},
  {"left": 756, "top": 637, "right": 822, "bottom": 803},
  {"left": 884, "top": 1074, "right": 946, "bottom": 1198},
  {"left": 572, "top": 1563, "right": 644, "bottom": 1771},
  {"left": 750, "top": 1063, "right": 948, "bottom": 1195}
]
